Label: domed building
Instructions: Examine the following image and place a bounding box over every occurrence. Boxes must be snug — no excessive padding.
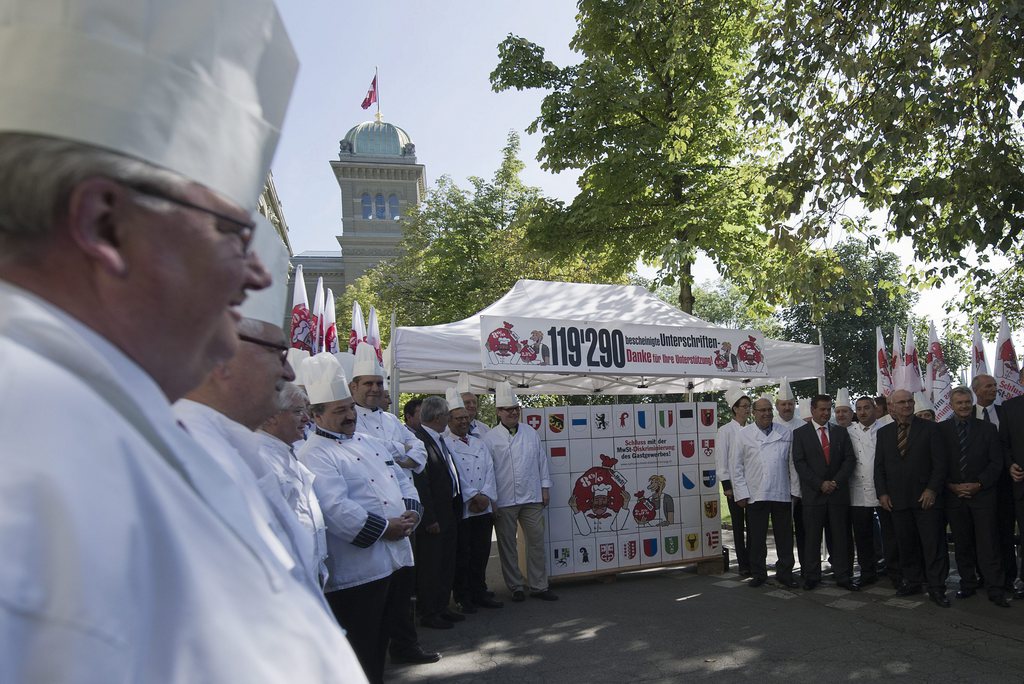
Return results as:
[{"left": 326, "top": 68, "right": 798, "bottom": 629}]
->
[{"left": 289, "top": 114, "right": 427, "bottom": 308}]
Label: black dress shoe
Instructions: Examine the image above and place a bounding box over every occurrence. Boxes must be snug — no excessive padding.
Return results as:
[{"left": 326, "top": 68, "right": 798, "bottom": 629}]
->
[
  {"left": 456, "top": 601, "right": 478, "bottom": 614},
  {"left": 836, "top": 581, "right": 861, "bottom": 592},
  {"left": 530, "top": 590, "right": 559, "bottom": 601},
  {"left": 802, "top": 579, "right": 819, "bottom": 591},
  {"left": 991, "top": 595, "right": 1012, "bottom": 608},
  {"left": 391, "top": 647, "right": 441, "bottom": 665},
  {"left": 748, "top": 576, "right": 766, "bottom": 588},
  {"left": 420, "top": 615, "right": 453, "bottom": 629},
  {"left": 896, "top": 583, "right": 923, "bottom": 597},
  {"left": 511, "top": 590, "right": 526, "bottom": 602},
  {"left": 440, "top": 609, "right": 466, "bottom": 622},
  {"left": 475, "top": 596, "right": 504, "bottom": 609},
  {"left": 955, "top": 588, "right": 976, "bottom": 599},
  {"left": 777, "top": 577, "right": 800, "bottom": 589},
  {"left": 928, "top": 590, "right": 950, "bottom": 608}
]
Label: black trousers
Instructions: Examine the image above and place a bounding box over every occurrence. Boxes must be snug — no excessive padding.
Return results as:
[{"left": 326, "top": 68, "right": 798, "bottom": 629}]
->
[
  {"left": 454, "top": 512, "right": 494, "bottom": 603},
  {"left": 947, "top": 494, "right": 1004, "bottom": 596},
  {"left": 415, "top": 519, "right": 458, "bottom": 617},
  {"left": 386, "top": 565, "right": 419, "bottom": 654},
  {"left": 802, "top": 503, "right": 851, "bottom": 583},
  {"left": 877, "top": 506, "right": 904, "bottom": 585},
  {"left": 892, "top": 507, "right": 948, "bottom": 592},
  {"left": 793, "top": 497, "right": 806, "bottom": 572},
  {"left": 746, "top": 500, "right": 795, "bottom": 581},
  {"left": 849, "top": 506, "right": 879, "bottom": 581},
  {"left": 327, "top": 572, "right": 403, "bottom": 684},
  {"left": 724, "top": 493, "right": 750, "bottom": 574},
  {"left": 996, "top": 473, "right": 1019, "bottom": 589}
]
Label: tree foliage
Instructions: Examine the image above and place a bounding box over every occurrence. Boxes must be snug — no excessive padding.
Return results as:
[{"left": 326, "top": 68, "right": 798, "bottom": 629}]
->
[
  {"left": 653, "top": 278, "right": 783, "bottom": 338},
  {"left": 490, "top": 0, "right": 817, "bottom": 314},
  {"left": 339, "top": 132, "right": 625, "bottom": 343},
  {"left": 780, "top": 239, "right": 917, "bottom": 395},
  {"left": 748, "top": 1, "right": 1024, "bottom": 288}
]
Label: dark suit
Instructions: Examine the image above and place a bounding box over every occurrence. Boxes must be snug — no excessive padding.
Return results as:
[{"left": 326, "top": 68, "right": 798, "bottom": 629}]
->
[
  {"left": 1001, "top": 397, "right": 1024, "bottom": 588},
  {"left": 874, "top": 416, "right": 948, "bottom": 591},
  {"left": 939, "top": 416, "right": 1005, "bottom": 597},
  {"left": 792, "top": 422, "right": 856, "bottom": 583},
  {"left": 982, "top": 403, "right": 1018, "bottom": 589},
  {"left": 412, "top": 427, "right": 462, "bottom": 619}
]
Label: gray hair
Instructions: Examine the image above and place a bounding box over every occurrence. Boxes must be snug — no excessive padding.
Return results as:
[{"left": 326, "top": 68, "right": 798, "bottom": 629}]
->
[
  {"left": 419, "top": 395, "right": 450, "bottom": 424},
  {"left": 950, "top": 386, "right": 974, "bottom": 402},
  {"left": 276, "top": 382, "right": 308, "bottom": 411},
  {"left": 0, "top": 133, "right": 189, "bottom": 263}
]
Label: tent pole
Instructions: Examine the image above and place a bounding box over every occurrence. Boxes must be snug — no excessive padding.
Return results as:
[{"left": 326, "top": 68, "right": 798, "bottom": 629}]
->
[
  {"left": 390, "top": 310, "right": 399, "bottom": 416},
  {"left": 817, "top": 327, "right": 826, "bottom": 394}
]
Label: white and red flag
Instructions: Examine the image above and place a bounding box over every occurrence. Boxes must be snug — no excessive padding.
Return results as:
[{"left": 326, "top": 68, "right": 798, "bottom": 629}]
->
[
  {"left": 349, "top": 301, "right": 367, "bottom": 354},
  {"left": 311, "top": 277, "right": 325, "bottom": 354},
  {"left": 288, "top": 264, "right": 313, "bottom": 352},
  {"left": 875, "top": 326, "right": 894, "bottom": 397},
  {"left": 971, "top": 322, "right": 990, "bottom": 379},
  {"left": 901, "top": 325, "right": 925, "bottom": 393},
  {"left": 890, "top": 325, "right": 906, "bottom": 390},
  {"left": 994, "top": 316, "right": 1024, "bottom": 401},
  {"left": 925, "top": 322, "right": 953, "bottom": 421},
  {"left": 360, "top": 76, "right": 377, "bottom": 110},
  {"left": 367, "top": 306, "right": 383, "bottom": 363},
  {"left": 323, "top": 288, "right": 339, "bottom": 354}
]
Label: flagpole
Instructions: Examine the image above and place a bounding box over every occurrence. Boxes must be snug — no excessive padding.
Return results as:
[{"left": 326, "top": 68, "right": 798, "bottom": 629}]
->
[{"left": 375, "top": 65, "right": 381, "bottom": 121}]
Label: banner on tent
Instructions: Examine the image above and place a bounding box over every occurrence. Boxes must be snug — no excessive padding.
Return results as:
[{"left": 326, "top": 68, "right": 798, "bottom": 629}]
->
[{"left": 480, "top": 315, "right": 769, "bottom": 376}]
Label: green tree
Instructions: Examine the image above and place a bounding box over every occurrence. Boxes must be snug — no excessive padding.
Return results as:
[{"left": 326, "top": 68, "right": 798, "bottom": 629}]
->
[
  {"left": 490, "top": 0, "right": 828, "bottom": 314},
  {"left": 653, "top": 278, "right": 783, "bottom": 337},
  {"left": 747, "top": 1, "right": 1024, "bottom": 290},
  {"left": 780, "top": 239, "right": 917, "bottom": 395},
  {"left": 954, "top": 246, "right": 1024, "bottom": 335},
  {"left": 339, "top": 132, "right": 624, "bottom": 342}
]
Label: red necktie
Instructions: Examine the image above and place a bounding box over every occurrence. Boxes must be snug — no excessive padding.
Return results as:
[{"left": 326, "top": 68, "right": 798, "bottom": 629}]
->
[{"left": 819, "top": 426, "right": 830, "bottom": 465}]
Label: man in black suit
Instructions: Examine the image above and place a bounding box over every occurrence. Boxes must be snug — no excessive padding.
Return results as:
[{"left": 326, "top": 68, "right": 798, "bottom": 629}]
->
[
  {"left": 412, "top": 396, "right": 464, "bottom": 629},
  {"left": 939, "top": 386, "right": 1009, "bottom": 606},
  {"left": 792, "top": 394, "right": 858, "bottom": 591},
  {"left": 1003, "top": 369, "right": 1024, "bottom": 600},
  {"left": 875, "top": 389, "right": 949, "bottom": 607}
]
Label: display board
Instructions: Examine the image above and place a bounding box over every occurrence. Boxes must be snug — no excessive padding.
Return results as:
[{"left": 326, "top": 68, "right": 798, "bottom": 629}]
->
[{"left": 524, "top": 402, "right": 722, "bottom": 578}]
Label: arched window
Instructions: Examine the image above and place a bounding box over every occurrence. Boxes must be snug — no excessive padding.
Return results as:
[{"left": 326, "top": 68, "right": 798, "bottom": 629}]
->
[
  {"left": 375, "top": 193, "right": 385, "bottom": 220},
  {"left": 361, "top": 193, "right": 372, "bottom": 219},
  {"left": 388, "top": 194, "right": 400, "bottom": 219}
]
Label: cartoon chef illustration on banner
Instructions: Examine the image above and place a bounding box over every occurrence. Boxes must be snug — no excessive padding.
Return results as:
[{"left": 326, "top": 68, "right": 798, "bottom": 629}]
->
[
  {"left": 632, "top": 474, "right": 675, "bottom": 527},
  {"left": 569, "top": 455, "right": 631, "bottom": 535}
]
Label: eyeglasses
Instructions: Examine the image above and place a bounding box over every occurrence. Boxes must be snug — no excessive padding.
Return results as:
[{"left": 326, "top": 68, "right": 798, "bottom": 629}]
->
[
  {"left": 239, "top": 334, "right": 290, "bottom": 364},
  {"left": 121, "top": 181, "right": 256, "bottom": 253}
]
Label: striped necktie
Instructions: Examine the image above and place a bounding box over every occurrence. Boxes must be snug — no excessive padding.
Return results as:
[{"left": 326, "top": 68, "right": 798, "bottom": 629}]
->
[
  {"left": 956, "top": 421, "right": 969, "bottom": 478},
  {"left": 897, "top": 423, "right": 909, "bottom": 457}
]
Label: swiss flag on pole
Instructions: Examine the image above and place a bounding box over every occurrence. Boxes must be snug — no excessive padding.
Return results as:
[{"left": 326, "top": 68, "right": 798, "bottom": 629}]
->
[{"left": 361, "top": 76, "right": 377, "bottom": 110}]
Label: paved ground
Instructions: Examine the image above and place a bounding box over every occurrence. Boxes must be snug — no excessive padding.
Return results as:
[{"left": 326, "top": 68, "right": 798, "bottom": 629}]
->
[{"left": 386, "top": 541, "right": 1024, "bottom": 683}]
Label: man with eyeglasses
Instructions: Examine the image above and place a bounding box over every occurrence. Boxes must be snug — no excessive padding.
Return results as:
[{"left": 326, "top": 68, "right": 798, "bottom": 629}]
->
[
  {"left": 482, "top": 381, "right": 556, "bottom": 602},
  {"left": 0, "top": 1, "right": 367, "bottom": 681},
  {"left": 875, "top": 389, "right": 949, "bottom": 607}
]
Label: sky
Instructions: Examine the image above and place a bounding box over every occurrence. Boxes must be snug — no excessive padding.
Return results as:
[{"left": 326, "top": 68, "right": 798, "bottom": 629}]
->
[{"left": 271, "top": 1, "right": 991, "bottom": 342}]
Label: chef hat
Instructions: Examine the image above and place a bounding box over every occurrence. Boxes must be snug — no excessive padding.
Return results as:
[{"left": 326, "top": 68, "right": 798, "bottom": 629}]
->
[
  {"left": 592, "top": 483, "right": 612, "bottom": 496},
  {"left": 332, "top": 351, "right": 355, "bottom": 380},
  {"left": 758, "top": 393, "right": 775, "bottom": 406},
  {"left": 0, "top": 0, "right": 298, "bottom": 210},
  {"left": 456, "top": 372, "right": 473, "bottom": 395},
  {"left": 724, "top": 389, "right": 747, "bottom": 409},
  {"left": 494, "top": 381, "right": 519, "bottom": 408},
  {"left": 835, "top": 388, "right": 852, "bottom": 409},
  {"left": 351, "top": 341, "right": 384, "bottom": 378},
  {"left": 238, "top": 216, "right": 289, "bottom": 326},
  {"left": 303, "top": 352, "right": 350, "bottom": 404},
  {"left": 287, "top": 348, "right": 310, "bottom": 384},
  {"left": 445, "top": 387, "right": 465, "bottom": 411},
  {"left": 913, "top": 391, "right": 934, "bottom": 414},
  {"left": 776, "top": 377, "right": 794, "bottom": 401},
  {"left": 799, "top": 398, "right": 812, "bottom": 420}
]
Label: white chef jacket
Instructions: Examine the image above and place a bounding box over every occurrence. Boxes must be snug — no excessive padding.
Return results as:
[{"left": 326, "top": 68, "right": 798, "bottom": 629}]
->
[
  {"left": 298, "top": 430, "right": 421, "bottom": 591},
  {"left": 716, "top": 419, "right": 745, "bottom": 483},
  {"left": 445, "top": 430, "right": 498, "bottom": 518},
  {"left": 469, "top": 418, "right": 490, "bottom": 439},
  {"left": 255, "top": 431, "right": 330, "bottom": 588},
  {"left": 729, "top": 422, "right": 799, "bottom": 504},
  {"left": 355, "top": 403, "right": 427, "bottom": 473},
  {"left": 482, "top": 422, "right": 551, "bottom": 508},
  {"left": 0, "top": 282, "right": 365, "bottom": 683},
  {"left": 848, "top": 420, "right": 882, "bottom": 507}
]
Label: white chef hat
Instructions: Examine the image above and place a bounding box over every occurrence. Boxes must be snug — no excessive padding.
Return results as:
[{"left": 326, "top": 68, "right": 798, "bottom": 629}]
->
[
  {"left": 724, "top": 389, "right": 747, "bottom": 409},
  {"left": 303, "top": 352, "right": 351, "bottom": 404},
  {"left": 456, "top": 372, "right": 473, "bottom": 395},
  {"left": 835, "top": 388, "right": 852, "bottom": 409},
  {"left": 494, "top": 381, "right": 519, "bottom": 408},
  {"left": 238, "top": 216, "right": 289, "bottom": 326},
  {"left": 913, "top": 391, "right": 934, "bottom": 414},
  {"left": 332, "top": 351, "right": 355, "bottom": 381},
  {"left": 592, "top": 483, "right": 612, "bottom": 496},
  {"left": 445, "top": 387, "right": 465, "bottom": 411},
  {"left": 287, "top": 348, "right": 310, "bottom": 384},
  {"left": 0, "top": 0, "right": 298, "bottom": 210},
  {"left": 799, "top": 398, "right": 812, "bottom": 420},
  {"left": 351, "top": 341, "right": 384, "bottom": 379},
  {"left": 776, "top": 377, "right": 794, "bottom": 401}
]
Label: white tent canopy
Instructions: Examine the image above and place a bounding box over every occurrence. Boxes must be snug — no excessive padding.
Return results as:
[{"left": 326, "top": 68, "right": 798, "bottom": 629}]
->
[{"left": 390, "top": 279, "right": 824, "bottom": 396}]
